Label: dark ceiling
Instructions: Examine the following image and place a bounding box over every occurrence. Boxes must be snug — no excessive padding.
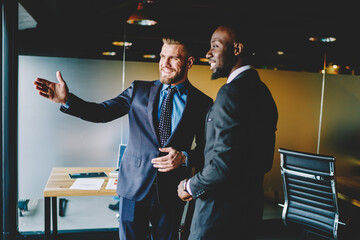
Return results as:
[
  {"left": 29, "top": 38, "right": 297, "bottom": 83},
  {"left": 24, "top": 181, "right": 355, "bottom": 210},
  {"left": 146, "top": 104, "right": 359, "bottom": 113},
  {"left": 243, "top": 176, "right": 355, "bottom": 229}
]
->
[{"left": 18, "top": 0, "right": 360, "bottom": 74}]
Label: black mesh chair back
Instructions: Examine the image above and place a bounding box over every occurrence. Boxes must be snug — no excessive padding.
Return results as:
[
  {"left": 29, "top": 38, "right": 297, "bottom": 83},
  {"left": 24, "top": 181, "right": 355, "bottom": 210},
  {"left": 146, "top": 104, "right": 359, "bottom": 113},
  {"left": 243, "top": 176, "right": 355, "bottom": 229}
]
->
[{"left": 279, "top": 148, "right": 343, "bottom": 240}]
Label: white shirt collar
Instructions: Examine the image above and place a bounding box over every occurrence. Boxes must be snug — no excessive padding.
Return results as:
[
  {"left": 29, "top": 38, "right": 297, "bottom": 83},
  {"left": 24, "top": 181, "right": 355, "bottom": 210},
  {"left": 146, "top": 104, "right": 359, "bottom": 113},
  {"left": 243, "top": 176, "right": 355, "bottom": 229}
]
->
[{"left": 226, "top": 65, "right": 252, "bottom": 84}]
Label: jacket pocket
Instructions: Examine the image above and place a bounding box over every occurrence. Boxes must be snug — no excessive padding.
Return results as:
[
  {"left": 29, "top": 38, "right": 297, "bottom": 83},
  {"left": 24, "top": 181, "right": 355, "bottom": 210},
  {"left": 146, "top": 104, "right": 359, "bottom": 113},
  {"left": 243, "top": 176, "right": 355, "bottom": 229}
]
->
[{"left": 122, "top": 154, "right": 142, "bottom": 167}]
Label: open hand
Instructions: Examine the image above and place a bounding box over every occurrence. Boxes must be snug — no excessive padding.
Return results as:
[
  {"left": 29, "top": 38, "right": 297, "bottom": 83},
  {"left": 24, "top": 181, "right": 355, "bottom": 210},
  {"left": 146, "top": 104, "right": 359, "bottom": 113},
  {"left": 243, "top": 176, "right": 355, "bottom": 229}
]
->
[
  {"left": 34, "top": 71, "right": 69, "bottom": 104},
  {"left": 151, "top": 147, "right": 185, "bottom": 172}
]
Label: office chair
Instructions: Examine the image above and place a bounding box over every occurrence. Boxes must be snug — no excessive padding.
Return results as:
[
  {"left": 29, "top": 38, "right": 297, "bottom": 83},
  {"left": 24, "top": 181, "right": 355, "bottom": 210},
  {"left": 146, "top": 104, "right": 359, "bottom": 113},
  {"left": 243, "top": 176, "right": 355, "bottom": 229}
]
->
[{"left": 278, "top": 148, "right": 347, "bottom": 240}]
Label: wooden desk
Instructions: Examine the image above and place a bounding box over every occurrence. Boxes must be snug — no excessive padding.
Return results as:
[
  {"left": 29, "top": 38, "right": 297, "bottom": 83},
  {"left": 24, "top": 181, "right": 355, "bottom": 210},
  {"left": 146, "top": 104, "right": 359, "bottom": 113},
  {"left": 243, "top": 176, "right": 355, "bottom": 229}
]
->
[
  {"left": 43, "top": 167, "right": 117, "bottom": 240},
  {"left": 336, "top": 176, "right": 360, "bottom": 208}
]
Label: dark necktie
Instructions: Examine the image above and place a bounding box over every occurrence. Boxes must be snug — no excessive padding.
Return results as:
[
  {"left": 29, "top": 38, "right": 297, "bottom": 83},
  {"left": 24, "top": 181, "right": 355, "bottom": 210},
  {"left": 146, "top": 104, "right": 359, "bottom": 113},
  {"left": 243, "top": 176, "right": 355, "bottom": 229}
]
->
[{"left": 158, "top": 87, "right": 177, "bottom": 147}]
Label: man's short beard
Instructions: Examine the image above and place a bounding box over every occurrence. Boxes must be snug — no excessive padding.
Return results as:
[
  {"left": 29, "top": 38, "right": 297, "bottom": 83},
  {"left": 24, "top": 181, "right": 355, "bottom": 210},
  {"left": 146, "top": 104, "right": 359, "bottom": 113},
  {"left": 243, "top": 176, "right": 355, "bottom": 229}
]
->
[
  {"left": 160, "top": 64, "right": 187, "bottom": 85},
  {"left": 211, "top": 50, "right": 237, "bottom": 80}
]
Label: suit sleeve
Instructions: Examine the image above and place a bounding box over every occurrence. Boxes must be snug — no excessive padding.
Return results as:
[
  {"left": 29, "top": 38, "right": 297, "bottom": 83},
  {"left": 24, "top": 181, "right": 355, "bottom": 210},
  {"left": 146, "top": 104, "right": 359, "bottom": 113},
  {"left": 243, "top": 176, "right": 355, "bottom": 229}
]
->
[
  {"left": 189, "top": 85, "right": 253, "bottom": 198},
  {"left": 60, "top": 82, "right": 134, "bottom": 123},
  {"left": 186, "top": 97, "right": 212, "bottom": 172}
]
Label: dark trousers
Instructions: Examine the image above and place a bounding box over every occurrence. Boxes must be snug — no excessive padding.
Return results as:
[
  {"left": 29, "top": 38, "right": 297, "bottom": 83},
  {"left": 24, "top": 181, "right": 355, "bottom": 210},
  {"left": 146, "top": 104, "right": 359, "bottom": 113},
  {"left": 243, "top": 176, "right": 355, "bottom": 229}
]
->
[{"left": 118, "top": 186, "right": 182, "bottom": 240}]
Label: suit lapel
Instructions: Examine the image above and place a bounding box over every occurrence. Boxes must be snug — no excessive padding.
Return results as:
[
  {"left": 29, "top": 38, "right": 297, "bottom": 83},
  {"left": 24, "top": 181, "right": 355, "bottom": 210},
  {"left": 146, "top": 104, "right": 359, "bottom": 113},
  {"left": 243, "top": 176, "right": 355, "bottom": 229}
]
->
[
  {"left": 147, "top": 80, "right": 162, "bottom": 144},
  {"left": 165, "top": 82, "right": 194, "bottom": 145}
]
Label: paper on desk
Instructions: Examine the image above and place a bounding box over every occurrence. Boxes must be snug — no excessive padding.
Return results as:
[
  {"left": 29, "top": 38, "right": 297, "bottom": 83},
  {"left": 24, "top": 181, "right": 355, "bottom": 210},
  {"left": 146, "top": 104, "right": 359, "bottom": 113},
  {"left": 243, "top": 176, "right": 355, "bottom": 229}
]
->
[
  {"left": 70, "top": 178, "right": 104, "bottom": 190},
  {"left": 106, "top": 178, "right": 118, "bottom": 190}
]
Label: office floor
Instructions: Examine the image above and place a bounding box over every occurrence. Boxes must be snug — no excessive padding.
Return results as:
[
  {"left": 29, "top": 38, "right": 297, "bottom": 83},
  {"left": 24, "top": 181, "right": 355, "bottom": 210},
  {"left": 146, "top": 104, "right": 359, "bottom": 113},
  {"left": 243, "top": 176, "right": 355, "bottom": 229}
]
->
[
  {"left": 18, "top": 194, "right": 309, "bottom": 239},
  {"left": 18, "top": 193, "right": 360, "bottom": 240},
  {"left": 19, "top": 195, "right": 119, "bottom": 232}
]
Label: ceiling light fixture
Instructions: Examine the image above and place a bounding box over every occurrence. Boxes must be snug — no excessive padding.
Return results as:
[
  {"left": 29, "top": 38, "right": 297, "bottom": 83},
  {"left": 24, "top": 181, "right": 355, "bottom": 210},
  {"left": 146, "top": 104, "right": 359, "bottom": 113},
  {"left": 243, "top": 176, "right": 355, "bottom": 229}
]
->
[
  {"left": 309, "top": 36, "right": 336, "bottom": 43},
  {"left": 320, "top": 37, "right": 336, "bottom": 43},
  {"left": 112, "top": 41, "right": 133, "bottom": 47},
  {"left": 143, "top": 54, "right": 156, "bottom": 59},
  {"left": 102, "top": 51, "right": 116, "bottom": 56},
  {"left": 199, "top": 58, "right": 209, "bottom": 63},
  {"left": 127, "top": 1, "right": 157, "bottom": 26}
]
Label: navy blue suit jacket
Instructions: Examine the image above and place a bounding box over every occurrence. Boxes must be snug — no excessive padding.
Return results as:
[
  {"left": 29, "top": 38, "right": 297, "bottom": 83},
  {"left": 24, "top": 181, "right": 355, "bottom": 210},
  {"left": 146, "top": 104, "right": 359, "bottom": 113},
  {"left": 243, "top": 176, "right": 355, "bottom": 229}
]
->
[{"left": 61, "top": 80, "right": 212, "bottom": 209}]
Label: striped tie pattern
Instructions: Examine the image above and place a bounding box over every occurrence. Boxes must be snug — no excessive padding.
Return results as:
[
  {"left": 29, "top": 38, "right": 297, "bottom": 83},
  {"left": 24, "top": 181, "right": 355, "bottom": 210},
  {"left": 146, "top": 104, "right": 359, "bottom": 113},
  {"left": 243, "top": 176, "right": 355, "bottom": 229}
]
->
[{"left": 158, "top": 87, "right": 177, "bottom": 147}]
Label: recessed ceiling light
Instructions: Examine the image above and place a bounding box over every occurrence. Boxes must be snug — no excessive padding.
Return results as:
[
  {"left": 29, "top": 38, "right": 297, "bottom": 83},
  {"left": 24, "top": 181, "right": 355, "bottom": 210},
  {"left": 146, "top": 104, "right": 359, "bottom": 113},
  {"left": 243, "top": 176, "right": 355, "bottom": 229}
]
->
[
  {"left": 102, "top": 52, "right": 116, "bottom": 56},
  {"left": 320, "top": 37, "right": 336, "bottom": 43},
  {"left": 277, "top": 51, "right": 284, "bottom": 55},
  {"left": 143, "top": 54, "right": 156, "bottom": 59},
  {"left": 309, "top": 36, "right": 336, "bottom": 43},
  {"left": 112, "top": 41, "right": 133, "bottom": 47},
  {"left": 127, "top": 19, "right": 157, "bottom": 26}
]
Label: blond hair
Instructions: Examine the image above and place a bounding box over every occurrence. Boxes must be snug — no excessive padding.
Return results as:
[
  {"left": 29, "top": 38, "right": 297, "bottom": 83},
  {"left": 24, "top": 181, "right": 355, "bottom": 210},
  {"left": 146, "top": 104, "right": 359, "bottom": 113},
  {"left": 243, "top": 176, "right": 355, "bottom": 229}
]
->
[{"left": 162, "top": 37, "right": 192, "bottom": 58}]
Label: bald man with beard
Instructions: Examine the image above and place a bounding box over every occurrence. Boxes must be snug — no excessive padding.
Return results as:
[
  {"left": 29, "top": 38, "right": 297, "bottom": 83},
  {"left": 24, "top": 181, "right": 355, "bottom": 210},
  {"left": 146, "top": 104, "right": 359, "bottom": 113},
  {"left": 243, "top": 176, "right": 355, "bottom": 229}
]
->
[{"left": 178, "top": 26, "right": 278, "bottom": 239}]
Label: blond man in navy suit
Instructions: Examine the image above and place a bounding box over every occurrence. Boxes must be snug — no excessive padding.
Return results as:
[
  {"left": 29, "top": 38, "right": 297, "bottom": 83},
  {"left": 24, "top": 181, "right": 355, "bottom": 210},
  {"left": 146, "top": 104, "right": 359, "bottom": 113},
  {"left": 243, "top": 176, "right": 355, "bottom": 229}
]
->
[{"left": 35, "top": 37, "right": 212, "bottom": 240}]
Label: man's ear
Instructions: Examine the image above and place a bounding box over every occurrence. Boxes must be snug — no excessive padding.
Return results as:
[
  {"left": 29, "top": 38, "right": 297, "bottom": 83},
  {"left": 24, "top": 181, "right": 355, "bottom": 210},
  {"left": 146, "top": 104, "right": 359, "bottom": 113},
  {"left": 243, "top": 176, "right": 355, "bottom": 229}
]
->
[
  {"left": 234, "top": 42, "right": 244, "bottom": 56},
  {"left": 187, "top": 56, "right": 195, "bottom": 69}
]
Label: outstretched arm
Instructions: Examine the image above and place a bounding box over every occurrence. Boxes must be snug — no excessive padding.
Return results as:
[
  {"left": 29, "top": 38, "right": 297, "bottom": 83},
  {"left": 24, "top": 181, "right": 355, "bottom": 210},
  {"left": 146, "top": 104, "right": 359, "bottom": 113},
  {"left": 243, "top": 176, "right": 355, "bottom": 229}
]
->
[{"left": 34, "top": 71, "right": 69, "bottom": 104}]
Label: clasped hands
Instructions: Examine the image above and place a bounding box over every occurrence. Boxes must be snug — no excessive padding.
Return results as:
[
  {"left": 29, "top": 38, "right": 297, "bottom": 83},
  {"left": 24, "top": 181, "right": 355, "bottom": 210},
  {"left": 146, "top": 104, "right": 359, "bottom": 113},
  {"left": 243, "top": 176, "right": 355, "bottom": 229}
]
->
[{"left": 177, "top": 179, "right": 193, "bottom": 201}]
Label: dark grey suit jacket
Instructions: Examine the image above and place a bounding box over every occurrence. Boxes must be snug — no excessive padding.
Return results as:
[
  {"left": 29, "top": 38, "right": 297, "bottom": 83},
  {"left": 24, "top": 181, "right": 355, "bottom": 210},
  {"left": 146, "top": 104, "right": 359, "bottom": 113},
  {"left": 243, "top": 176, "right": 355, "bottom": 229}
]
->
[
  {"left": 61, "top": 80, "right": 212, "bottom": 210},
  {"left": 188, "top": 68, "right": 278, "bottom": 239}
]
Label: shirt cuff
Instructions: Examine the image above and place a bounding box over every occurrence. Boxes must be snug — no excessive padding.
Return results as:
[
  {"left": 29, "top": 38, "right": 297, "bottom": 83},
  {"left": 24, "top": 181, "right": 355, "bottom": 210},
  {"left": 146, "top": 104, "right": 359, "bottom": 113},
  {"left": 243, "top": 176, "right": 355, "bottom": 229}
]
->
[
  {"left": 186, "top": 178, "right": 193, "bottom": 196},
  {"left": 181, "top": 151, "right": 188, "bottom": 166},
  {"left": 61, "top": 98, "right": 71, "bottom": 109}
]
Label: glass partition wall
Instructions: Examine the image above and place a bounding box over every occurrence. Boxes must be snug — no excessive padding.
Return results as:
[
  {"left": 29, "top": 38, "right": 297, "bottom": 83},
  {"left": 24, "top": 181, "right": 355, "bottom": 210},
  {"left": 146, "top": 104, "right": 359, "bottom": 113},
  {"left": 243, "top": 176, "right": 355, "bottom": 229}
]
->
[{"left": 17, "top": 59, "right": 360, "bottom": 235}]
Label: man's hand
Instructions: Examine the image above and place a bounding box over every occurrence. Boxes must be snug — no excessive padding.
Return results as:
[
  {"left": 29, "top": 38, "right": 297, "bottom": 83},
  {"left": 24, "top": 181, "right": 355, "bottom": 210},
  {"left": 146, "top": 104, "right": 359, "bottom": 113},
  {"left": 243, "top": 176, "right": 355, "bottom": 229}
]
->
[
  {"left": 177, "top": 179, "right": 193, "bottom": 201},
  {"left": 151, "top": 147, "right": 185, "bottom": 172},
  {"left": 34, "top": 71, "right": 69, "bottom": 104}
]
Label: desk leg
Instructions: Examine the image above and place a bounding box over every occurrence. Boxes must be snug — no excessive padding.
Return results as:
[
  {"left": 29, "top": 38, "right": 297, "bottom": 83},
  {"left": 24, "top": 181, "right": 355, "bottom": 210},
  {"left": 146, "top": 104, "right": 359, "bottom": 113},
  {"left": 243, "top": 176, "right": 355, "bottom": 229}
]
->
[
  {"left": 44, "top": 197, "right": 50, "bottom": 240},
  {"left": 52, "top": 197, "right": 58, "bottom": 239}
]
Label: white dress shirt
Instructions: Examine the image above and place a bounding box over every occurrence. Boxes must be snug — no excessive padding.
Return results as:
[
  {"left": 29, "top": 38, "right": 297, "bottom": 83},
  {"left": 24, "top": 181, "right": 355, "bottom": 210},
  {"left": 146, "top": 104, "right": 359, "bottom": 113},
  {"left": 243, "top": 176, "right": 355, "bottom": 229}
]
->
[{"left": 226, "top": 65, "right": 252, "bottom": 84}]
